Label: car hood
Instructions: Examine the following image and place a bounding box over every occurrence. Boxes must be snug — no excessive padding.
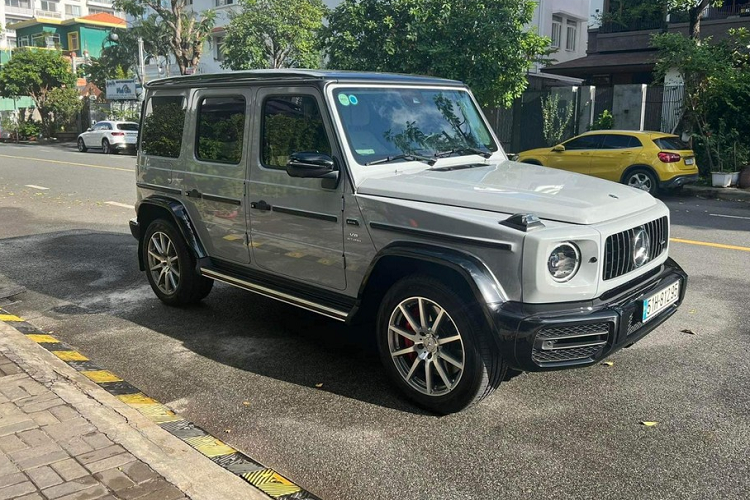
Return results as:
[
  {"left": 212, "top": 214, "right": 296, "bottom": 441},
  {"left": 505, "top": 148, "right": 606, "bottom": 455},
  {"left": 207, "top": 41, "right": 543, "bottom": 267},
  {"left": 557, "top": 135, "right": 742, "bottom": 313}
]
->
[{"left": 356, "top": 160, "right": 658, "bottom": 225}]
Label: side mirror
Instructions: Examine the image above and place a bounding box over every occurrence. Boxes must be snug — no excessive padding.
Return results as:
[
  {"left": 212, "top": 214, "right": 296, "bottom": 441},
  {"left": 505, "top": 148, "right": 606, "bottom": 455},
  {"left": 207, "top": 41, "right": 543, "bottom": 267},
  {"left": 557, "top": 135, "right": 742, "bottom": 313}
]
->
[
  {"left": 552, "top": 145, "right": 565, "bottom": 152},
  {"left": 286, "top": 152, "right": 337, "bottom": 179},
  {"left": 86, "top": 127, "right": 92, "bottom": 132}
]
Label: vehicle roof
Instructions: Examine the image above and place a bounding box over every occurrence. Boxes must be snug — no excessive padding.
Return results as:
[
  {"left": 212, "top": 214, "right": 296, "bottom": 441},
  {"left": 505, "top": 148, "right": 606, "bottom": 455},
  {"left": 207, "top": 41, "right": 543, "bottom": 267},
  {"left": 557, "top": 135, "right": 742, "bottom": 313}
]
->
[
  {"left": 145, "top": 69, "right": 464, "bottom": 89},
  {"left": 580, "top": 130, "right": 677, "bottom": 138}
]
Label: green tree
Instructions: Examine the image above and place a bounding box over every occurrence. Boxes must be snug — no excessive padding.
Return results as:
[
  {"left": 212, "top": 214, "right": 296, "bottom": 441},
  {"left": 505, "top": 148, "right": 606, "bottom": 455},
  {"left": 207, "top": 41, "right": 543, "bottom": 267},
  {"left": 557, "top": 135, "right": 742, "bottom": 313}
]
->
[
  {"left": 46, "top": 87, "right": 82, "bottom": 134},
  {"left": 321, "top": 0, "right": 550, "bottom": 108},
  {"left": 221, "top": 0, "right": 326, "bottom": 70},
  {"left": 113, "top": 0, "right": 215, "bottom": 75},
  {"left": 0, "top": 48, "right": 76, "bottom": 137}
]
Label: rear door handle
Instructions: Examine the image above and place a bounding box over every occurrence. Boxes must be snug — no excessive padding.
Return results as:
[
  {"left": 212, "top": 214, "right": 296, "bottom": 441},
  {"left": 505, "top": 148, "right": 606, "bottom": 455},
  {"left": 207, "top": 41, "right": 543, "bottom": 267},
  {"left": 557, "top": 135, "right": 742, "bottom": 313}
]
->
[
  {"left": 185, "top": 188, "right": 202, "bottom": 198},
  {"left": 250, "top": 200, "right": 271, "bottom": 211}
]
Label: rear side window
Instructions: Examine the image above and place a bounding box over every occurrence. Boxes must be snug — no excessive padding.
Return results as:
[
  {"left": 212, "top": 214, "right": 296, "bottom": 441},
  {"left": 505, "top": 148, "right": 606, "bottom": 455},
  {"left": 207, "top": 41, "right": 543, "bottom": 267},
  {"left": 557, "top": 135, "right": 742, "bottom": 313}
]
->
[
  {"left": 654, "top": 137, "right": 690, "bottom": 150},
  {"left": 564, "top": 135, "right": 603, "bottom": 150},
  {"left": 117, "top": 123, "right": 138, "bottom": 131},
  {"left": 141, "top": 96, "right": 185, "bottom": 158},
  {"left": 602, "top": 135, "right": 641, "bottom": 149},
  {"left": 196, "top": 96, "right": 246, "bottom": 164},
  {"left": 262, "top": 95, "right": 331, "bottom": 169}
]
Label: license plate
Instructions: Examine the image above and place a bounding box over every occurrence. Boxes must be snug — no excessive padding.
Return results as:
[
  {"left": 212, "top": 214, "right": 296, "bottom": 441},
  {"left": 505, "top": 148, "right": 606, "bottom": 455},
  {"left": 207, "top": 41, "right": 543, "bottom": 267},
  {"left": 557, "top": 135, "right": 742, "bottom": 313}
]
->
[
  {"left": 125, "top": 137, "right": 137, "bottom": 144},
  {"left": 642, "top": 281, "right": 680, "bottom": 323},
  {"left": 685, "top": 158, "right": 694, "bottom": 165}
]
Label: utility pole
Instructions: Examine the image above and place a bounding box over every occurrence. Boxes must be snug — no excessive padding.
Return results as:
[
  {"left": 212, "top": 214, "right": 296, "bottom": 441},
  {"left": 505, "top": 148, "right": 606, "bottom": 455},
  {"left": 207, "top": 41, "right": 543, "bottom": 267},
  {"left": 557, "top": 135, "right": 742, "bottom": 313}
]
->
[{"left": 138, "top": 37, "right": 146, "bottom": 84}]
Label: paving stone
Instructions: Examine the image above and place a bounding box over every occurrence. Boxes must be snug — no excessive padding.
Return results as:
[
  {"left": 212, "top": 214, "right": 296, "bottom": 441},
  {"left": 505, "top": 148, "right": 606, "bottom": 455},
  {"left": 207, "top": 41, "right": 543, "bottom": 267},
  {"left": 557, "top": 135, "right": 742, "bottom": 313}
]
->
[
  {"left": 55, "top": 484, "right": 109, "bottom": 500},
  {"left": 16, "top": 493, "right": 44, "bottom": 500},
  {"left": 29, "top": 410, "right": 60, "bottom": 427},
  {"left": 0, "top": 364, "right": 22, "bottom": 376},
  {"left": 9, "top": 443, "right": 63, "bottom": 463},
  {"left": 18, "top": 428, "right": 55, "bottom": 448},
  {"left": 0, "top": 419, "right": 37, "bottom": 437},
  {"left": 0, "top": 472, "right": 26, "bottom": 488},
  {"left": 93, "top": 468, "right": 134, "bottom": 492},
  {"left": 82, "top": 433, "right": 113, "bottom": 451},
  {"left": 41, "top": 475, "right": 98, "bottom": 499},
  {"left": 136, "top": 483, "right": 184, "bottom": 500},
  {"left": 51, "top": 459, "right": 88, "bottom": 481},
  {"left": 19, "top": 396, "right": 66, "bottom": 414},
  {"left": 44, "top": 419, "right": 97, "bottom": 443},
  {"left": 83, "top": 453, "right": 136, "bottom": 475},
  {"left": 49, "top": 406, "right": 79, "bottom": 423},
  {"left": 17, "top": 450, "right": 69, "bottom": 471},
  {"left": 76, "top": 445, "right": 127, "bottom": 466},
  {"left": 60, "top": 437, "right": 94, "bottom": 457},
  {"left": 0, "top": 480, "right": 36, "bottom": 500},
  {"left": 0, "top": 457, "right": 19, "bottom": 476},
  {"left": 0, "top": 434, "right": 28, "bottom": 453},
  {"left": 26, "top": 465, "right": 63, "bottom": 489},
  {"left": 118, "top": 462, "right": 156, "bottom": 485},
  {"left": 117, "top": 479, "right": 178, "bottom": 500}
]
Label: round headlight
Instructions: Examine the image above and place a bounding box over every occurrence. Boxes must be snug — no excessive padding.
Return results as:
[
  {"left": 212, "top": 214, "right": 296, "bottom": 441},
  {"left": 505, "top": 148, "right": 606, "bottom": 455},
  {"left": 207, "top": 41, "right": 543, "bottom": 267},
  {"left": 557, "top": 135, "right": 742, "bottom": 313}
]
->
[{"left": 548, "top": 242, "right": 581, "bottom": 282}]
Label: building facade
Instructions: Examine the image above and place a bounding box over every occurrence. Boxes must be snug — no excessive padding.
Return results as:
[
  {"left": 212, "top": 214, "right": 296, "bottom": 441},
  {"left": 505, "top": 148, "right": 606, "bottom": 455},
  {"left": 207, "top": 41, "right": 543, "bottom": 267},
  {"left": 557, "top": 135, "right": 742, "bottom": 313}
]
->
[{"left": 1, "top": 0, "right": 117, "bottom": 50}]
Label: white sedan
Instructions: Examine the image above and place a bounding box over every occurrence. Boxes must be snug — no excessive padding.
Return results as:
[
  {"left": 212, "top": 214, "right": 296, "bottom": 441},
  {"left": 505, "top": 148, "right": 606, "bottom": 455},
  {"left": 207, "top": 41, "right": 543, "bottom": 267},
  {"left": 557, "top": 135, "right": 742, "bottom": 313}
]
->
[{"left": 77, "top": 121, "right": 138, "bottom": 154}]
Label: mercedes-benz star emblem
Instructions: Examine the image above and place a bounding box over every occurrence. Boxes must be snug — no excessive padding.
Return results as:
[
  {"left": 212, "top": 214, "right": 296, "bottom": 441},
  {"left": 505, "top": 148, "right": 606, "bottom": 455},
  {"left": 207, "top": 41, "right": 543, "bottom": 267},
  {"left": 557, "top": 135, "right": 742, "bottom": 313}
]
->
[{"left": 633, "top": 227, "right": 650, "bottom": 268}]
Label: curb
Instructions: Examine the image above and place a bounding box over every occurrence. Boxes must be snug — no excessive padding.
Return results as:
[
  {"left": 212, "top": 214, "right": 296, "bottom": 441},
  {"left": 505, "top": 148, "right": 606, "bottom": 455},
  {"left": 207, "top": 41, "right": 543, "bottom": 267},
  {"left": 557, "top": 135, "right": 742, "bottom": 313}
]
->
[
  {"left": 0, "top": 310, "right": 320, "bottom": 500},
  {"left": 682, "top": 185, "right": 750, "bottom": 203}
]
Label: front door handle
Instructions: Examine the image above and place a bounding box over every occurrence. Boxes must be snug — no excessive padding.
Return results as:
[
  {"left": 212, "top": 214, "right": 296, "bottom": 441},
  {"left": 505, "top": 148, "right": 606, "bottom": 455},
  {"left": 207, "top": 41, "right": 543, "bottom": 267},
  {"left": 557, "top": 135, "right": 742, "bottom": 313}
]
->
[
  {"left": 250, "top": 200, "right": 271, "bottom": 211},
  {"left": 185, "top": 188, "right": 202, "bottom": 198}
]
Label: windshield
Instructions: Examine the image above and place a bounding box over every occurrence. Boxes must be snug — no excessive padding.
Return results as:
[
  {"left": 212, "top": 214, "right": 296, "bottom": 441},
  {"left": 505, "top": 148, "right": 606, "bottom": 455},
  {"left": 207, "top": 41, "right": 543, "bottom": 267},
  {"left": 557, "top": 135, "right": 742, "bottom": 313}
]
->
[
  {"left": 117, "top": 123, "right": 139, "bottom": 131},
  {"left": 333, "top": 87, "right": 498, "bottom": 165}
]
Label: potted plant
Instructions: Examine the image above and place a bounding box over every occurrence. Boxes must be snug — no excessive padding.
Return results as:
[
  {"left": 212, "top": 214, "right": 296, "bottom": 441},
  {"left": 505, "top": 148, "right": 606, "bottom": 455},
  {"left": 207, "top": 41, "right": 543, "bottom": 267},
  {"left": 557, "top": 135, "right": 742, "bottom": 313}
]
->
[{"left": 706, "top": 127, "right": 746, "bottom": 187}]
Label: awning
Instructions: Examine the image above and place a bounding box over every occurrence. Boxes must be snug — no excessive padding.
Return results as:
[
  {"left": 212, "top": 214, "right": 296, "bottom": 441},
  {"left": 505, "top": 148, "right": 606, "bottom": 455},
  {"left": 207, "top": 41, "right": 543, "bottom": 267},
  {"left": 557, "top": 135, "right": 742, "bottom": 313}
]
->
[{"left": 542, "top": 50, "right": 658, "bottom": 78}]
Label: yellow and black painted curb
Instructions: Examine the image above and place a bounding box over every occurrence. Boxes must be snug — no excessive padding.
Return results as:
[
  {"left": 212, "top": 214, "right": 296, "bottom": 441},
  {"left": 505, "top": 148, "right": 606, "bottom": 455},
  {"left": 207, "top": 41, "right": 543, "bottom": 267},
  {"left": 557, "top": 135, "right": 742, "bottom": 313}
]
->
[{"left": 0, "top": 309, "right": 320, "bottom": 500}]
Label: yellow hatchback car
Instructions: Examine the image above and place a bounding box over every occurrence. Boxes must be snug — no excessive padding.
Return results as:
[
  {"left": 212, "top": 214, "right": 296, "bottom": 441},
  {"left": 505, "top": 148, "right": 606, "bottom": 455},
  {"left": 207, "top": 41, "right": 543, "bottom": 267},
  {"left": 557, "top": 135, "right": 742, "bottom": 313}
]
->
[{"left": 517, "top": 130, "right": 699, "bottom": 195}]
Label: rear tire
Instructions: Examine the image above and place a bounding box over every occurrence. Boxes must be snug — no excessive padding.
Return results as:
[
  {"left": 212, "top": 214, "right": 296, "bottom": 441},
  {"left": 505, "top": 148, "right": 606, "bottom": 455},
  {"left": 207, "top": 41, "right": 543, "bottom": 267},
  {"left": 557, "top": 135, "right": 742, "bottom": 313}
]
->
[
  {"left": 102, "top": 139, "right": 111, "bottom": 154},
  {"left": 142, "top": 219, "right": 213, "bottom": 306},
  {"left": 624, "top": 168, "right": 658, "bottom": 196},
  {"left": 376, "top": 275, "right": 505, "bottom": 414},
  {"left": 77, "top": 138, "right": 87, "bottom": 152}
]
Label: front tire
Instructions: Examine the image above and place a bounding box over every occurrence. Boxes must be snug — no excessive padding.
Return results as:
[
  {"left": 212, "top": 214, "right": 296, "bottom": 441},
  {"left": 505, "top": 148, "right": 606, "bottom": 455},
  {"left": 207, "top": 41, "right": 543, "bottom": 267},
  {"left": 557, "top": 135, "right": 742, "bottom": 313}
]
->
[
  {"left": 142, "top": 219, "right": 213, "bottom": 306},
  {"left": 77, "top": 138, "right": 87, "bottom": 152},
  {"left": 102, "top": 139, "right": 111, "bottom": 154},
  {"left": 376, "top": 275, "right": 505, "bottom": 414},
  {"left": 624, "top": 168, "right": 658, "bottom": 196}
]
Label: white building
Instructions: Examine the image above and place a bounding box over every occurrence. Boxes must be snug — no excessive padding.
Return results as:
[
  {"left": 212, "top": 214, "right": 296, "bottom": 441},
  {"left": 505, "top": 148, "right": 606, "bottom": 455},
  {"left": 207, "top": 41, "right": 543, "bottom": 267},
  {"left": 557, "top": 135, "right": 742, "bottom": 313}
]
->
[{"left": 0, "top": 0, "right": 117, "bottom": 49}]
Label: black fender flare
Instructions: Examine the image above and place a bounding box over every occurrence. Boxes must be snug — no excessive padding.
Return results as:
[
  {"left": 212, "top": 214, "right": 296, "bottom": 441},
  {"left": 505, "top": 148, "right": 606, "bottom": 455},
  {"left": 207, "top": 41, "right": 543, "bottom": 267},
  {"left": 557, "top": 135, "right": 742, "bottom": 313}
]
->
[
  {"left": 135, "top": 195, "right": 207, "bottom": 271},
  {"left": 348, "top": 241, "right": 507, "bottom": 325}
]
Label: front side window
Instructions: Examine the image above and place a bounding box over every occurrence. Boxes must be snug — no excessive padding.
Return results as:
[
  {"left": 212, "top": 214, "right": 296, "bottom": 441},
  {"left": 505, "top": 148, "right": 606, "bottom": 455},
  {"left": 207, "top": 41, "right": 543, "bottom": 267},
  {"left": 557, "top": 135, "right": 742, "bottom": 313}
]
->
[
  {"left": 196, "top": 96, "right": 245, "bottom": 164},
  {"left": 262, "top": 95, "right": 331, "bottom": 169},
  {"left": 564, "top": 135, "right": 603, "bottom": 150},
  {"left": 333, "top": 87, "right": 497, "bottom": 165},
  {"left": 141, "top": 96, "right": 186, "bottom": 158}
]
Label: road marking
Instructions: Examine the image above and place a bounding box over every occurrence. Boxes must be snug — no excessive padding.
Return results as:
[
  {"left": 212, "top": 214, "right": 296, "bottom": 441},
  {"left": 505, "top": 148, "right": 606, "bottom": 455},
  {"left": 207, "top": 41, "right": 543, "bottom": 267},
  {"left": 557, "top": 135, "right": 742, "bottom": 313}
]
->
[
  {"left": 24, "top": 184, "right": 49, "bottom": 190},
  {"left": 0, "top": 154, "right": 132, "bottom": 173},
  {"left": 671, "top": 238, "right": 750, "bottom": 252},
  {"left": 709, "top": 213, "right": 750, "bottom": 221},
  {"left": 105, "top": 201, "right": 135, "bottom": 210}
]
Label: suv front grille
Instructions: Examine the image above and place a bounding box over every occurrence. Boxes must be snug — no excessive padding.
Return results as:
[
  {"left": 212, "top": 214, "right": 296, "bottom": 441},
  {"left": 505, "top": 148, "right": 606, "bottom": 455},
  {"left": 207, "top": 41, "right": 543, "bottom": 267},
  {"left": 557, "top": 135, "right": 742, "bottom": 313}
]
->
[
  {"left": 603, "top": 217, "right": 668, "bottom": 281},
  {"left": 532, "top": 322, "right": 611, "bottom": 365}
]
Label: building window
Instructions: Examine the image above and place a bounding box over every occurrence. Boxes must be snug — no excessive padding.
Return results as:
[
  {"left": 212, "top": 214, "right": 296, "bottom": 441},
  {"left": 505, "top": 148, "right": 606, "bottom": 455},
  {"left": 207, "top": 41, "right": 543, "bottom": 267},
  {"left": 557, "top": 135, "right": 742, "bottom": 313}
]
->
[
  {"left": 5, "top": 0, "right": 31, "bottom": 8},
  {"left": 17, "top": 35, "right": 29, "bottom": 47},
  {"left": 89, "top": 8, "right": 114, "bottom": 14},
  {"left": 551, "top": 15, "right": 562, "bottom": 49},
  {"left": 67, "top": 32, "right": 79, "bottom": 50},
  {"left": 65, "top": 4, "right": 80, "bottom": 16},
  {"left": 214, "top": 36, "right": 224, "bottom": 61},
  {"left": 39, "top": 0, "right": 58, "bottom": 11},
  {"left": 215, "top": 0, "right": 233, "bottom": 6},
  {"left": 566, "top": 20, "right": 577, "bottom": 51},
  {"left": 32, "top": 32, "right": 60, "bottom": 48}
]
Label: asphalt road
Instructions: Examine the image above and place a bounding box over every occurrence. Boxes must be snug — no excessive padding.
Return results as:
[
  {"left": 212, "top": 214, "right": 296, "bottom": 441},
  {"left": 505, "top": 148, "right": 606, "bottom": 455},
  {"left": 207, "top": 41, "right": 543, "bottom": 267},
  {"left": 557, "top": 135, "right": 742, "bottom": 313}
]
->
[{"left": 0, "top": 143, "right": 748, "bottom": 500}]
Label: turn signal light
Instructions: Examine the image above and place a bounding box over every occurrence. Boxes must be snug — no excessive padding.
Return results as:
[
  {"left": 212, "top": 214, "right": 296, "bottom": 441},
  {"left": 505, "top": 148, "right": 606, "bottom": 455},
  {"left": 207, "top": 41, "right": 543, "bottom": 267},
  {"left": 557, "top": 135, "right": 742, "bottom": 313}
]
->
[{"left": 658, "top": 152, "right": 681, "bottom": 163}]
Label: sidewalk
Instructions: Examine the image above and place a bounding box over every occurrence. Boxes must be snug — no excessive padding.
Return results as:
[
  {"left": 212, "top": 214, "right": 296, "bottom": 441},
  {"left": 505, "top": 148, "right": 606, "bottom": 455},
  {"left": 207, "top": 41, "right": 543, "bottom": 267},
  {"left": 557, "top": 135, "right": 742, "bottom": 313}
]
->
[
  {"left": 0, "top": 318, "right": 268, "bottom": 500},
  {"left": 682, "top": 184, "right": 750, "bottom": 203}
]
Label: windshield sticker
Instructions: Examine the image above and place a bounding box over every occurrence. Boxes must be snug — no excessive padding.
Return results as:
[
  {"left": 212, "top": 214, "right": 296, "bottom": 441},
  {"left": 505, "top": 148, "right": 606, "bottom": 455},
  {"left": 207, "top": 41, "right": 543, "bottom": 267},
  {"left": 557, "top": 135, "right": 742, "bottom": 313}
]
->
[
  {"left": 338, "top": 94, "right": 350, "bottom": 106},
  {"left": 355, "top": 148, "right": 375, "bottom": 155},
  {"left": 348, "top": 95, "right": 359, "bottom": 105}
]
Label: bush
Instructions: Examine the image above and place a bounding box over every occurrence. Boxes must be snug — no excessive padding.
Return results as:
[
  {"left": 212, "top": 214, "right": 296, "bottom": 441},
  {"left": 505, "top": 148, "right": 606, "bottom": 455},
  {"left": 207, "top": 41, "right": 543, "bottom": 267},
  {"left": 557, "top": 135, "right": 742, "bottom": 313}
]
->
[
  {"left": 590, "top": 110, "right": 614, "bottom": 131},
  {"left": 18, "top": 120, "right": 41, "bottom": 140}
]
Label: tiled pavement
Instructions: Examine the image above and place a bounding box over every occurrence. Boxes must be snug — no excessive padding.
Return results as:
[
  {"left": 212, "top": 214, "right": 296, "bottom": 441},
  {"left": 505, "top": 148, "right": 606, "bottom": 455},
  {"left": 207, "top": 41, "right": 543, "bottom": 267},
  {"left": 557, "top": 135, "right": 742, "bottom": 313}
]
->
[{"left": 0, "top": 355, "right": 189, "bottom": 500}]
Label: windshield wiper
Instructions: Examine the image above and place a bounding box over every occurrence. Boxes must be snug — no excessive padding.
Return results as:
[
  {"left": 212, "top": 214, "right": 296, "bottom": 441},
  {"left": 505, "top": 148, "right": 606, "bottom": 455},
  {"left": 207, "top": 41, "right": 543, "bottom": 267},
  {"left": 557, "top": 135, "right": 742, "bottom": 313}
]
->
[
  {"left": 365, "top": 154, "right": 433, "bottom": 166},
  {"left": 433, "top": 147, "right": 492, "bottom": 160}
]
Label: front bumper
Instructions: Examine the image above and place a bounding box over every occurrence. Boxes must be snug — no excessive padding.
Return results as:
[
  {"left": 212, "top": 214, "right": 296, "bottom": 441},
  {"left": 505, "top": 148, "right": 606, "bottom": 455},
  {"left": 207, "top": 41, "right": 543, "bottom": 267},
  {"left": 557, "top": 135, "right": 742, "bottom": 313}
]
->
[
  {"left": 129, "top": 218, "right": 140, "bottom": 240},
  {"left": 660, "top": 173, "right": 699, "bottom": 189},
  {"left": 493, "top": 258, "right": 687, "bottom": 372}
]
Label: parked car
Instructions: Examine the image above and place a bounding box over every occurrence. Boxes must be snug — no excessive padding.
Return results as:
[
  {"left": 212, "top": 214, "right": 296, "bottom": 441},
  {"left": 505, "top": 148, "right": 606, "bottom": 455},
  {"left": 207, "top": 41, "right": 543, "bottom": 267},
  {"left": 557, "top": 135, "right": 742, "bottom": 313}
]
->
[
  {"left": 517, "top": 130, "right": 699, "bottom": 195},
  {"left": 129, "top": 70, "right": 687, "bottom": 413},
  {"left": 77, "top": 121, "right": 138, "bottom": 154}
]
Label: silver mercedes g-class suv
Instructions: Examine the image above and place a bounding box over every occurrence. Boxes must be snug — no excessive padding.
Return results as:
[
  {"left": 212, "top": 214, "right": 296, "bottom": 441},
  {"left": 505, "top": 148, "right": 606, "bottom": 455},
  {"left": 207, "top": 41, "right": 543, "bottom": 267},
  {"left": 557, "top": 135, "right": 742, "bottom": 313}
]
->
[{"left": 130, "top": 70, "right": 686, "bottom": 414}]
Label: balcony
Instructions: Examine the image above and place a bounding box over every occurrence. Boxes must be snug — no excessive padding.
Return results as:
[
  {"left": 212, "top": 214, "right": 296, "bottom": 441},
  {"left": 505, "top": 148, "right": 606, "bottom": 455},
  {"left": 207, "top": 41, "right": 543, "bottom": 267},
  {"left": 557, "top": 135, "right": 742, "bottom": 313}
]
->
[
  {"left": 5, "top": 5, "right": 34, "bottom": 17},
  {"left": 35, "top": 9, "right": 63, "bottom": 19},
  {"left": 87, "top": 0, "right": 114, "bottom": 5}
]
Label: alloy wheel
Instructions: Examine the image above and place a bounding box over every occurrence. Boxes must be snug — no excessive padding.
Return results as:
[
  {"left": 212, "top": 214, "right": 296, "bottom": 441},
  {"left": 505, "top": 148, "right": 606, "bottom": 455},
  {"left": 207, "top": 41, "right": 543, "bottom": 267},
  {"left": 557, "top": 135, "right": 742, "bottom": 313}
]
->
[
  {"left": 147, "top": 231, "right": 180, "bottom": 295},
  {"left": 387, "top": 296, "right": 465, "bottom": 396},
  {"left": 628, "top": 172, "right": 652, "bottom": 192},
  {"left": 77, "top": 139, "right": 85, "bottom": 152}
]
